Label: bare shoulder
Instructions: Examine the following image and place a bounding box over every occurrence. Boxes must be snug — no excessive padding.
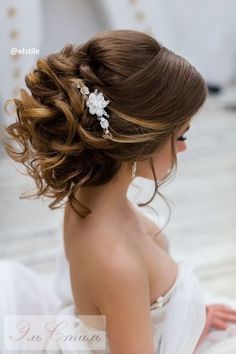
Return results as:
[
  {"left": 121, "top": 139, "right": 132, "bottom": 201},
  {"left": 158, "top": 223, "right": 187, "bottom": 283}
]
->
[
  {"left": 69, "top": 219, "right": 149, "bottom": 299},
  {"left": 73, "top": 233, "right": 154, "bottom": 353},
  {"left": 92, "top": 242, "right": 150, "bottom": 311},
  {"left": 70, "top": 220, "right": 145, "bottom": 277}
]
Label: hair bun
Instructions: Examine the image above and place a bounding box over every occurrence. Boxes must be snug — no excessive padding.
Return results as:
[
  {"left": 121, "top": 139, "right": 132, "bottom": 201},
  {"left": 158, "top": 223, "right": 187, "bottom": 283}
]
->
[{"left": 3, "top": 30, "right": 207, "bottom": 220}]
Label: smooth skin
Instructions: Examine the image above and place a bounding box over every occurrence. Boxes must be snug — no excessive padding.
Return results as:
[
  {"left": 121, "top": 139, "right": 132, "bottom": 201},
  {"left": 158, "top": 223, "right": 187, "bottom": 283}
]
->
[
  {"left": 196, "top": 304, "right": 236, "bottom": 350},
  {"left": 63, "top": 121, "right": 236, "bottom": 353}
]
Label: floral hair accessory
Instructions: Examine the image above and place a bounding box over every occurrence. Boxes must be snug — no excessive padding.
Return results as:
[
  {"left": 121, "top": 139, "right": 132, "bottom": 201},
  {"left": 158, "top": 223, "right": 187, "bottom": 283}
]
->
[{"left": 76, "top": 81, "right": 112, "bottom": 139}]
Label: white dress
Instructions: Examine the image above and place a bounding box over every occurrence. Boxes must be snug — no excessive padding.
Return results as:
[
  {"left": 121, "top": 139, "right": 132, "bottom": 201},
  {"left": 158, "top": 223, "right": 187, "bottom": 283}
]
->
[{"left": 1, "top": 215, "right": 236, "bottom": 353}]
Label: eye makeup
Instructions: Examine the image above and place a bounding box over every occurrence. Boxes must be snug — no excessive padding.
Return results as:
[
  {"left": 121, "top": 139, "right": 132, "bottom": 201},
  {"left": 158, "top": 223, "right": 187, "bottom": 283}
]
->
[
  {"left": 177, "top": 135, "right": 187, "bottom": 141},
  {"left": 176, "top": 125, "right": 190, "bottom": 142}
]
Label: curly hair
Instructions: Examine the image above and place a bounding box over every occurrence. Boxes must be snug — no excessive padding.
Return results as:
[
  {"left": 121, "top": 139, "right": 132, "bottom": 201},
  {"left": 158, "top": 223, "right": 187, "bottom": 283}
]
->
[{"left": 3, "top": 29, "right": 208, "bottom": 223}]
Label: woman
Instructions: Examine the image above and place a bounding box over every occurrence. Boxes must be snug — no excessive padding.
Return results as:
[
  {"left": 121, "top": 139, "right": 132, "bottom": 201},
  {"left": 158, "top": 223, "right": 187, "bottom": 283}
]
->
[{"left": 3, "top": 29, "right": 236, "bottom": 353}]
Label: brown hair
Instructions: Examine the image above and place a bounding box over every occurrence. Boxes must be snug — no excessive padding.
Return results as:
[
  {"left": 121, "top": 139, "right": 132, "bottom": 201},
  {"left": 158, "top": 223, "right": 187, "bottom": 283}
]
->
[{"left": 3, "top": 29, "right": 208, "bottom": 228}]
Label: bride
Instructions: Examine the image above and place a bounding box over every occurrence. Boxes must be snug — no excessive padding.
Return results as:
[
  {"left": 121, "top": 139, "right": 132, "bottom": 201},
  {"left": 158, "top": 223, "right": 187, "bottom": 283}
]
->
[{"left": 2, "top": 29, "right": 236, "bottom": 353}]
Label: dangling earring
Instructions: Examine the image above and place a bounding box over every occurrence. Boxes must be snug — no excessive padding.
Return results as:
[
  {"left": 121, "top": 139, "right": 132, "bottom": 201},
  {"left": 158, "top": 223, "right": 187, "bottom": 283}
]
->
[{"left": 132, "top": 161, "right": 137, "bottom": 180}]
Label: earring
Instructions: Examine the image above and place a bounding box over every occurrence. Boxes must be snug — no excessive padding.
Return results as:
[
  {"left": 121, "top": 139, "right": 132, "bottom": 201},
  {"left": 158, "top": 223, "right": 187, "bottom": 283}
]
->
[{"left": 131, "top": 161, "right": 137, "bottom": 180}]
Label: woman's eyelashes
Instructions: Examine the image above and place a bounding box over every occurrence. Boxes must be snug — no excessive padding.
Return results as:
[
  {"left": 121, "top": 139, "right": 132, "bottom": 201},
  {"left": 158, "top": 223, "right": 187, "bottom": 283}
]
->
[
  {"left": 177, "top": 135, "right": 187, "bottom": 141},
  {"left": 176, "top": 125, "right": 190, "bottom": 141}
]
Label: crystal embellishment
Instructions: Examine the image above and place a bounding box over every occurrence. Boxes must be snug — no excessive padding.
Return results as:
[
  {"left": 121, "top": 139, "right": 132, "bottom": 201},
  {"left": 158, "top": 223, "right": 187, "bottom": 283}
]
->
[
  {"left": 86, "top": 89, "right": 110, "bottom": 118},
  {"left": 75, "top": 82, "right": 112, "bottom": 138}
]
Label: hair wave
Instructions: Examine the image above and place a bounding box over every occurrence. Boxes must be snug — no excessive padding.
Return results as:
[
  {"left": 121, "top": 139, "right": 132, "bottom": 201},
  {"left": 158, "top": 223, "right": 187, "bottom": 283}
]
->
[{"left": 3, "top": 29, "right": 208, "bottom": 231}]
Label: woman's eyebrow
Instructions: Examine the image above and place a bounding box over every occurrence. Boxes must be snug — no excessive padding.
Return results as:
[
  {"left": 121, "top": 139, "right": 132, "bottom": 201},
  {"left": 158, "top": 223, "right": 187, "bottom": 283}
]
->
[{"left": 183, "top": 125, "right": 190, "bottom": 133}]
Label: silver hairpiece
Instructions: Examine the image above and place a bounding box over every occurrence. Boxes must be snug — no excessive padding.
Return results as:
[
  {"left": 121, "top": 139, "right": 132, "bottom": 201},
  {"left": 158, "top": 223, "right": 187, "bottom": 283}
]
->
[{"left": 76, "top": 81, "right": 112, "bottom": 139}]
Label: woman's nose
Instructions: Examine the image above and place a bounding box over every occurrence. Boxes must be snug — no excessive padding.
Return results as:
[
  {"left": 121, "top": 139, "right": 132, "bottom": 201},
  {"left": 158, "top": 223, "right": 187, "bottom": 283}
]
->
[{"left": 176, "top": 141, "right": 187, "bottom": 153}]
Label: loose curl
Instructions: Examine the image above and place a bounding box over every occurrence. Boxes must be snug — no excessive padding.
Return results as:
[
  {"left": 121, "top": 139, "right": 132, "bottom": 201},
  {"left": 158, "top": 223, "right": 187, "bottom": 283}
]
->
[{"left": 3, "top": 29, "right": 208, "bottom": 227}]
